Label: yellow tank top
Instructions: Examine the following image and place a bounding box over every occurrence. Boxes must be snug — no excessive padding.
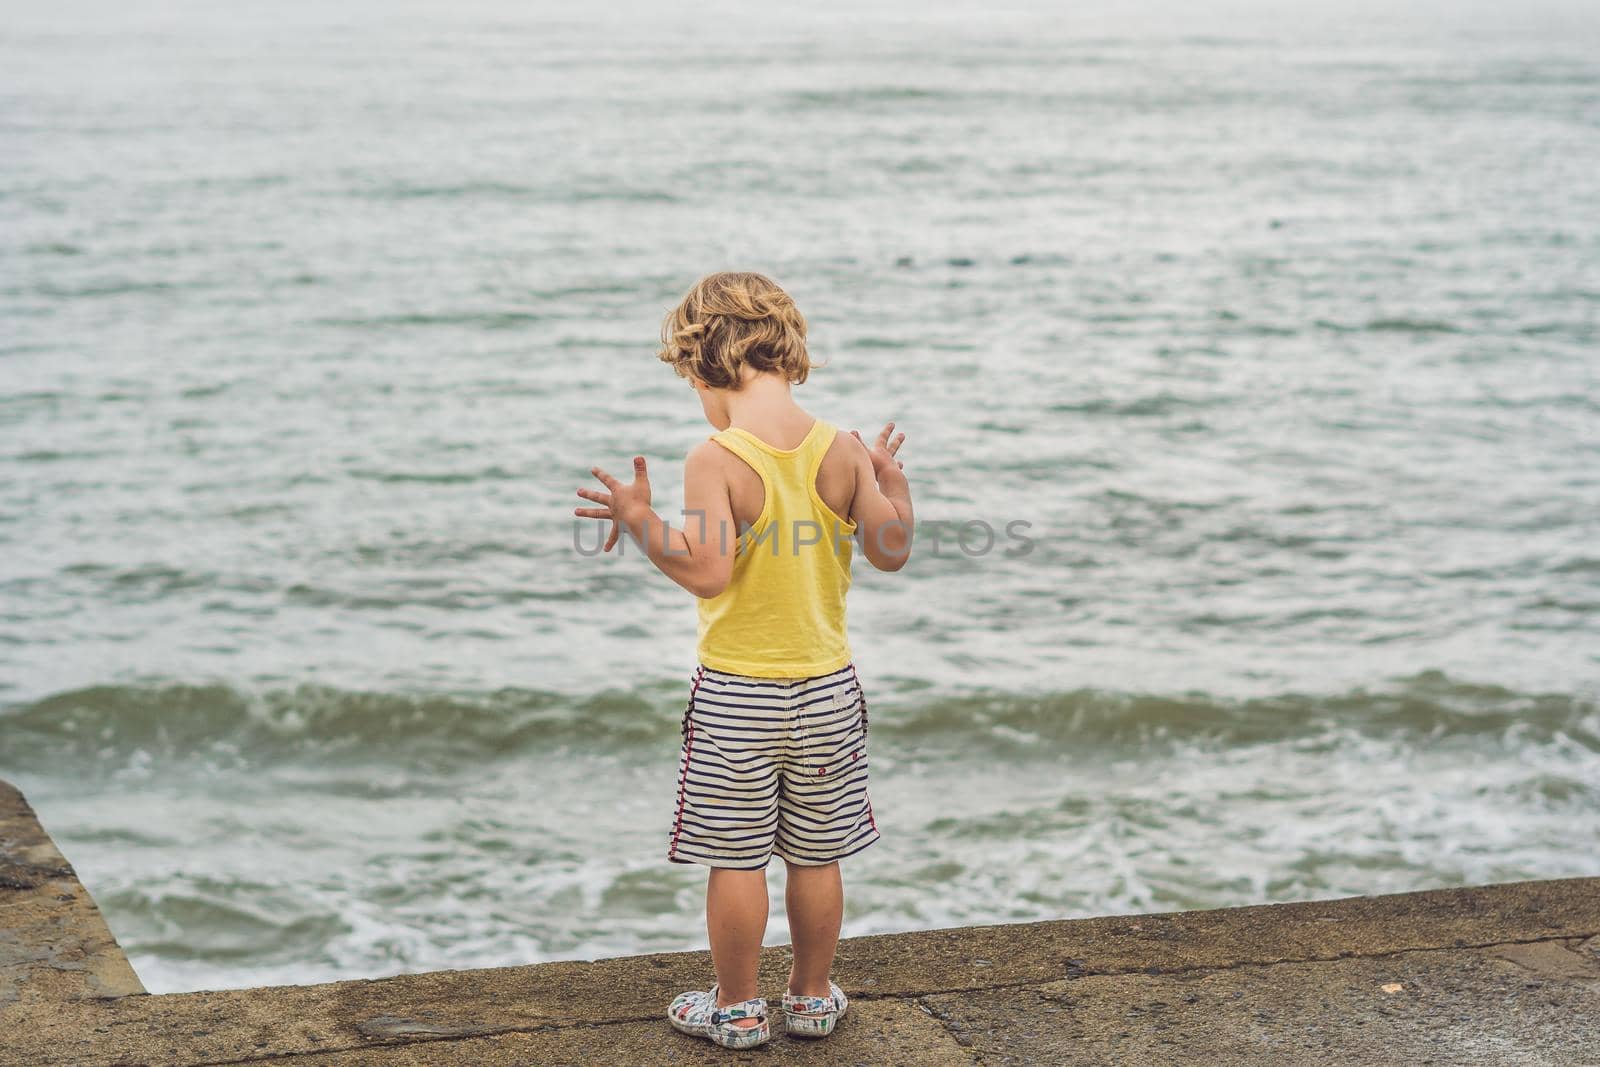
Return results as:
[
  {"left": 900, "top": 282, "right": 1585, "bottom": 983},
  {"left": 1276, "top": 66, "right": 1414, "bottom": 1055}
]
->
[{"left": 696, "top": 418, "right": 856, "bottom": 678}]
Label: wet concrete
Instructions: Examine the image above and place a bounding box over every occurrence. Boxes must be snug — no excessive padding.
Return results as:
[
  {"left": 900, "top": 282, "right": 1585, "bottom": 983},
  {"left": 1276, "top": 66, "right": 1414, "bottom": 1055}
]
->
[{"left": 2, "top": 777, "right": 1596, "bottom": 1065}]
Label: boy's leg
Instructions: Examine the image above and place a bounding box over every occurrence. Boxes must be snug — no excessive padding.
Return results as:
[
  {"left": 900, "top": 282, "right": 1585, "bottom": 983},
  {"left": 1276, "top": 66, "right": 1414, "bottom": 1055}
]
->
[
  {"left": 707, "top": 867, "right": 768, "bottom": 1024},
  {"left": 782, "top": 859, "right": 843, "bottom": 998}
]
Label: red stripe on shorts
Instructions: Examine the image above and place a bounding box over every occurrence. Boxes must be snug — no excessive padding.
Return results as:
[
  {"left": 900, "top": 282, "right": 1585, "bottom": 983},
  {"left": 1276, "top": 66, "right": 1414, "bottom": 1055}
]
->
[
  {"left": 848, "top": 663, "right": 878, "bottom": 833},
  {"left": 667, "top": 665, "right": 705, "bottom": 859}
]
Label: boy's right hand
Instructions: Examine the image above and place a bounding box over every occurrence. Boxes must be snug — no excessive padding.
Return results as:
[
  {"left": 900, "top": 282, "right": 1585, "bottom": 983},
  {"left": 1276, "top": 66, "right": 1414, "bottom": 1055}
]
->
[{"left": 575, "top": 456, "right": 653, "bottom": 552}]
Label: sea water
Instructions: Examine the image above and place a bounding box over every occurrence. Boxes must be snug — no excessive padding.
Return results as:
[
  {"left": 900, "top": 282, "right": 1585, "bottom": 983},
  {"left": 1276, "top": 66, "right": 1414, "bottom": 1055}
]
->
[{"left": 2, "top": 0, "right": 1597, "bottom": 992}]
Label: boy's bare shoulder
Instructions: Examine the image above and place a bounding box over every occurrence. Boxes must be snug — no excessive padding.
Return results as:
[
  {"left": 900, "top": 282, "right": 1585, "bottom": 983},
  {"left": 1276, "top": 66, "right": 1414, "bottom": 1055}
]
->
[
  {"left": 686, "top": 438, "right": 740, "bottom": 480},
  {"left": 686, "top": 438, "right": 730, "bottom": 467},
  {"left": 834, "top": 426, "right": 873, "bottom": 468}
]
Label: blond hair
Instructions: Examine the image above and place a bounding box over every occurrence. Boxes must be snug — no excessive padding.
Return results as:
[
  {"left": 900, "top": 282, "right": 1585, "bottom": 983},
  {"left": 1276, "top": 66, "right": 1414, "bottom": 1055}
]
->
[{"left": 658, "top": 272, "right": 811, "bottom": 389}]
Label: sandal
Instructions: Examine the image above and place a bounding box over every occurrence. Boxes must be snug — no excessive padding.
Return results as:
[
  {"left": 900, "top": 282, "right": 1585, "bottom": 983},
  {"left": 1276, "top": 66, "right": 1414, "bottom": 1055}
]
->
[
  {"left": 667, "top": 983, "right": 771, "bottom": 1049},
  {"left": 782, "top": 980, "right": 848, "bottom": 1038}
]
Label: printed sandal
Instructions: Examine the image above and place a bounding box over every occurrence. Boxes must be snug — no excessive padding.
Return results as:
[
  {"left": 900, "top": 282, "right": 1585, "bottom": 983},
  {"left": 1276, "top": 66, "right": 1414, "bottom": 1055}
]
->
[
  {"left": 667, "top": 983, "right": 771, "bottom": 1050},
  {"left": 782, "top": 980, "right": 848, "bottom": 1038}
]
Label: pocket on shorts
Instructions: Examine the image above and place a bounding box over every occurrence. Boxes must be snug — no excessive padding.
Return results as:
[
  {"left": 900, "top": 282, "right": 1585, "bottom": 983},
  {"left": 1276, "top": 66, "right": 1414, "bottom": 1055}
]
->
[{"left": 792, "top": 684, "right": 866, "bottom": 781}]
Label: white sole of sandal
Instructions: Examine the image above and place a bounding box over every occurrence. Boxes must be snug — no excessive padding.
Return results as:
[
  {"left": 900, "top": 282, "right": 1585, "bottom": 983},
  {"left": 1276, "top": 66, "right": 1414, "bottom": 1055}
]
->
[{"left": 783, "top": 981, "right": 848, "bottom": 1038}]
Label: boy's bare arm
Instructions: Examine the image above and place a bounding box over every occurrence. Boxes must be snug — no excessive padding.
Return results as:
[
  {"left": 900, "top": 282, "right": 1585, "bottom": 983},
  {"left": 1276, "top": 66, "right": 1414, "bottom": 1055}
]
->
[
  {"left": 847, "top": 422, "right": 913, "bottom": 572},
  {"left": 575, "top": 443, "right": 737, "bottom": 598}
]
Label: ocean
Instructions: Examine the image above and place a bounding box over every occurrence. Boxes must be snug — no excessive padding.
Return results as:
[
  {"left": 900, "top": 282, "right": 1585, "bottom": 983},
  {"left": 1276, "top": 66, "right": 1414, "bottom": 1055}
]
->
[{"left": 2, "top": 0, "right": 1597, "bottom": 993}]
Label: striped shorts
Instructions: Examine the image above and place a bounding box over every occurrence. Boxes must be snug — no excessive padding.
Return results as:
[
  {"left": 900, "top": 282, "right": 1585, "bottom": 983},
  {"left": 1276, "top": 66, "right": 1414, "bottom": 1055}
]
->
[{"left": 666, "top": 663, "right": 881, "bottom": 870}]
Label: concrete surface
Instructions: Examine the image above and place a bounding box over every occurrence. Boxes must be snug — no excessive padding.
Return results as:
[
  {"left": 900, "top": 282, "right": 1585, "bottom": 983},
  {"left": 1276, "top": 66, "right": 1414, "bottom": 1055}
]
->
[
  {"left": 0, "top": 780, "right": 144, "bottom": 1008},
  {"left": 2, "top": 777, "right": 1597, "bottom": 1065}
]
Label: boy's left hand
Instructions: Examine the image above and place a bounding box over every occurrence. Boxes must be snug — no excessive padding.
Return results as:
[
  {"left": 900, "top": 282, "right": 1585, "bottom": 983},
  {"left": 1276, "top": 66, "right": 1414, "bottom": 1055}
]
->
[
  {"left": 575, "top": 457, "right": 652, "bottom": 552},
  {"left": 851, "top": 422, "right": 907, "bottom": 488}
]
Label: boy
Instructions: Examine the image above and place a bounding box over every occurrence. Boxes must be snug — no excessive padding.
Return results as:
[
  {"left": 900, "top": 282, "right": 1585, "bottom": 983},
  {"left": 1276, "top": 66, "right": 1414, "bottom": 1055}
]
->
[{"left": 574, "top": 271, "right": 914, "bottom": 1049}]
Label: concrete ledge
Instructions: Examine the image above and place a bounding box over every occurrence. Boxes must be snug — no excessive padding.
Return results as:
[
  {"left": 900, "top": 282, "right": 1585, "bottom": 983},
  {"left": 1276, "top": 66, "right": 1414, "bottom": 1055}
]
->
[
  {"left": 2, "top": 777, "right": 1597, "bottom": 1065},
  {"left": 0, "top": 780, "right": 144, "bottom": 1009}
]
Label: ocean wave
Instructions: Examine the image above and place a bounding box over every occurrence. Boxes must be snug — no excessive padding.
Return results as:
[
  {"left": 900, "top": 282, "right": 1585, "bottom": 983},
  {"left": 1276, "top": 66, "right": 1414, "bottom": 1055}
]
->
[
  {"left": 1314, "top": 317, "right": 1461, "bottom": 334},
  {"left": 3, "top": 672, "right": 1592, "bottom": 773},
  {"left": 315, "top": 311, "right": 541, "bottom": 329},
  {"left": 347, "top": 182, "right": 678, "bottom": 204},
  {"left": 783, "top": 87, "right": 960, "bottom": 108},
  {"left": 885, "top": 672, "right": 1599, "bottom": 752},
  {"left": 0, "top": 681, "right": 679, "bottom": 764}
]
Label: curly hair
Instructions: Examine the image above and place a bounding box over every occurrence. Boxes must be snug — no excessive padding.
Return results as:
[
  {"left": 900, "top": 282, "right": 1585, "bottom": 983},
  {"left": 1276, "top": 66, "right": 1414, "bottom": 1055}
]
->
[{"left": 658, "top": 272, "right": 811, "bottom": 390}]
